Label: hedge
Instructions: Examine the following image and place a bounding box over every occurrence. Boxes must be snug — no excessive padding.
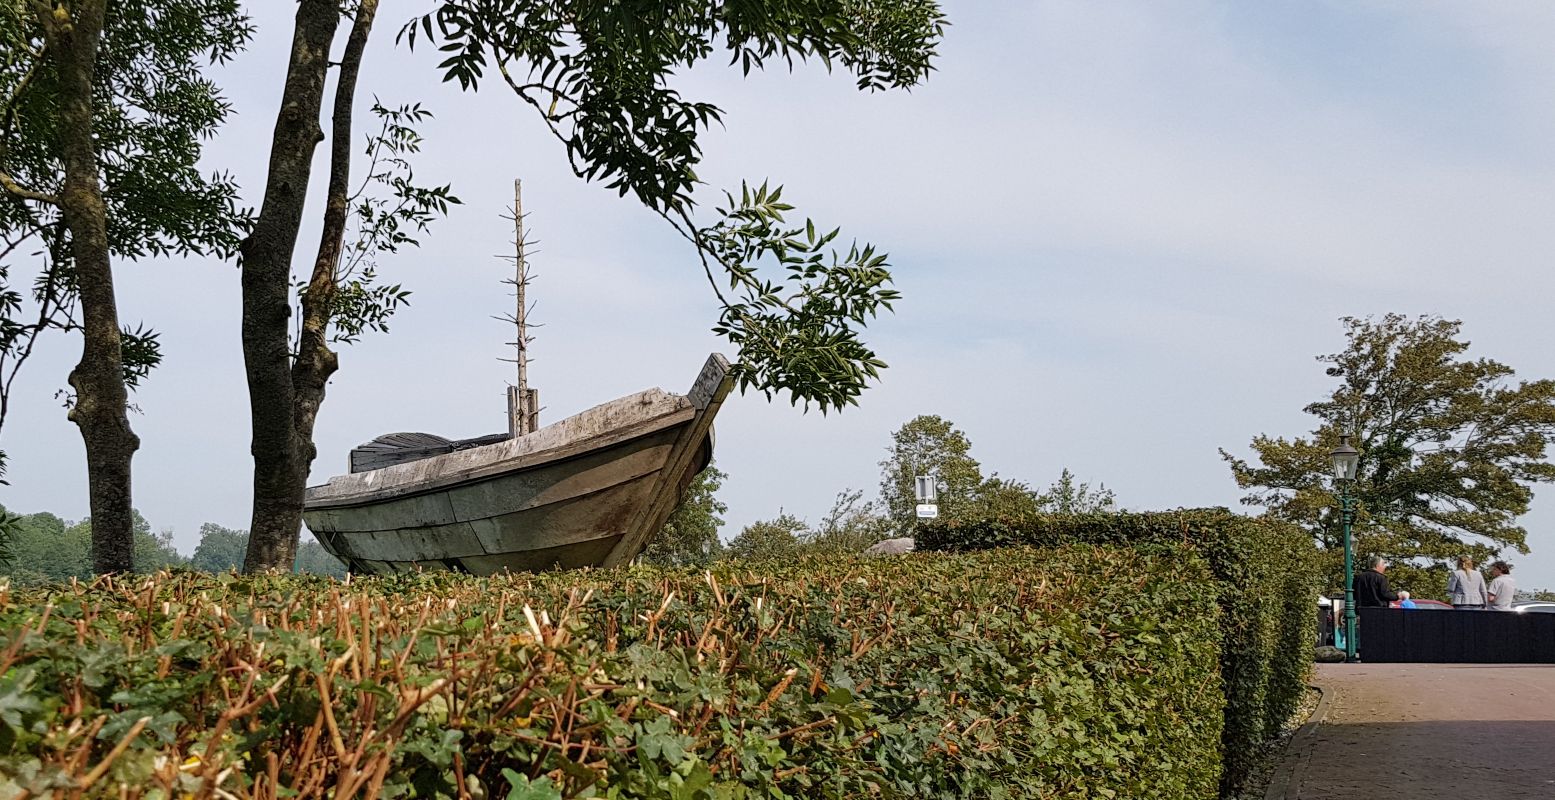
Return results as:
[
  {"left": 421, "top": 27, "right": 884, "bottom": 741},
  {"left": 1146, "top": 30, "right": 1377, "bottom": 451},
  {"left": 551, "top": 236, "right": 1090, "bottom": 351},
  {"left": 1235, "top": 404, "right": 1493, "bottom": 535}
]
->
[
  {"left": 916, "top": 509, "right": 1318, "bottom": 795},
  {"left": 0, "top": 545, "right": 1222, "bottom": 800}
]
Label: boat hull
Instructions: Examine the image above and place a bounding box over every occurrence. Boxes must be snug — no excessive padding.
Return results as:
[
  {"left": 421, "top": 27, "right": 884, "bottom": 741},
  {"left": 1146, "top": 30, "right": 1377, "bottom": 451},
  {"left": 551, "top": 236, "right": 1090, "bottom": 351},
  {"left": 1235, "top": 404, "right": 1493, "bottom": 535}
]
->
[{"left": 302, "top": 355, "right": 730, "bottom": 576}]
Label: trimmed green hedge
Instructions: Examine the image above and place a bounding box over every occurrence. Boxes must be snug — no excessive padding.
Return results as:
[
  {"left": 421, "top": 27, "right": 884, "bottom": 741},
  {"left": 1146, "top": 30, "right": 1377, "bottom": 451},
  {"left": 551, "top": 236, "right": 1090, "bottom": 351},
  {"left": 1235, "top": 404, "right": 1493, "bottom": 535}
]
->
[
  {"left": 917, "top": 509, "right": 1318, "bottom": 795},
  {"left": 0, "top": 546, "right": 1222, "bottom": 799}
]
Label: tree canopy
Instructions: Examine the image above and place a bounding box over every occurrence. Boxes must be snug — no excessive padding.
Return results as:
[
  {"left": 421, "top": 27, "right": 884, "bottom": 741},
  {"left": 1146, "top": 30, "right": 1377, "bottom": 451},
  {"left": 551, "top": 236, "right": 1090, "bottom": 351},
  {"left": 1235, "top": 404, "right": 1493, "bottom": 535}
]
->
[
  {"left": 878, "top": 414, "right": 985, "bottom": 527},
  {"left": 0, "top": 505, "right": 344, "bottom": 582},
  {"left": 1223, "top": 314, "right": 1555, "bottom": 569},
  {"left": 408, "top": 0, "right": 947, "bottom": 412},
  {"left": 0, "top": 509, "right": 88, "bottom": 583},
  {"left": 0, "top": 506, "right": 180, "bottom": 582},
  {"left": 724, "top": 512, "right": 808, "bottom": 562},
  {"left": 1035, "top": 469, "right": 1117, "bottom": 515},
  {"left": 641, "top": 463, "right": 728, "bottom": 567},
  {"left": 0, "top": 1, "right": 249, "bottom": 262},
  {"left": 190, "top": 523, "right": 248, "bottom": 573},
  {"left": 806, "top": 489, "right": 892, "bottom": 554},
  {"left": 878, "top": 415, "right": 1125, "bottom": 529}
]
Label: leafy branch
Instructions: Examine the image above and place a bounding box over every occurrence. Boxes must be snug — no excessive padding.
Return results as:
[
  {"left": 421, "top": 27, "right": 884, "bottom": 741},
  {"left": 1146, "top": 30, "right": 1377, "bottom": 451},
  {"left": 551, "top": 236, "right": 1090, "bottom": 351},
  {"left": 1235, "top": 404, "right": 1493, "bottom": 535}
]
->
[
  {"left": 683, "top": 182, "right": 897, "bottom": 412},
  {"left": 0, "top": 0, "right": 252, "bottom": 466},
  {"left": 403, "top": 0, "right": 946, "bottom": 411},
  {"left": 295, "top": 101, "right": 460, "bottom": 347}
]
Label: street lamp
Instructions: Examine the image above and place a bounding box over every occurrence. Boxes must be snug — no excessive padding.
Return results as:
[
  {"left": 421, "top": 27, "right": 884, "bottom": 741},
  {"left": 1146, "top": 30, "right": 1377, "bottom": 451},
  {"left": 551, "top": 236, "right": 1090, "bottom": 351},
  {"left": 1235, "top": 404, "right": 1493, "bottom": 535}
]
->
[{"left": 1330, "top": 433, "right": 1360, "bottom": 663}]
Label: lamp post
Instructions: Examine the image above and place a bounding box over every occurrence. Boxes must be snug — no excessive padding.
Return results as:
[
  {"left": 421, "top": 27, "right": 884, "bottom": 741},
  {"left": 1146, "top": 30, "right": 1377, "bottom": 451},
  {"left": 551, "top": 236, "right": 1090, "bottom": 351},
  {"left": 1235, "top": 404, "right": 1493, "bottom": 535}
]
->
[{"left": 1330, "top": 434, "right": 1360, "bottom": 663}]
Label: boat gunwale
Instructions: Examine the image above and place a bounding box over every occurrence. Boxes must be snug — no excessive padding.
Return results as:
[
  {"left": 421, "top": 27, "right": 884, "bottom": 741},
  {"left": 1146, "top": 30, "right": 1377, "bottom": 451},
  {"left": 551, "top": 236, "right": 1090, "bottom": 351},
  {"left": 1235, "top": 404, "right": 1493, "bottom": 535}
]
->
[{"left": 304, "top": 401, "right": 694, "bottom": 511}]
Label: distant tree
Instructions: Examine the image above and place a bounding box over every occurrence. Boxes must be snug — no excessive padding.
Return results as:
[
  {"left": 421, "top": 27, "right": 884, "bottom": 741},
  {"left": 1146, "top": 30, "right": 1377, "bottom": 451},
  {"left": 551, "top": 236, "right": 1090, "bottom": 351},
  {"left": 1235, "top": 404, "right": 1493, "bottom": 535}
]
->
[
  {"left": 190, "top": 523, "right": 248, "bottom": 573},
  {"left": 0, "top": 509, "right": 89, "bottom": 581},
  {"left": 135, "top": 528, "right": 186, "bottom": 572},
  {"left": 53, "top": 518, "right": 94, "bottom": 579},
  {"left": 971, "top": 475, "right": 1041, "bottom": 519},
  {"left": 0, "top": 507, "right": 17, "bottom": 568},
  {"left": 1034, "top": 469, "right": 1117, "bottom": 515},
  {"left": 880, "top": 415, "right": 985, "bottom": 528},
  {"left": 129, "top": 511, "right": 186, "bottom": 572},
  {"left": 725, "top": 513, "right": 808, "bottom": 562},
  {"left": 294, "top": 537, "right": 347, "bottom": 578},
  {"left": 3, "top": 511, "right": 186, "bottom": 576},
  {"left": 806, "top": 489, "right": 891, "bottom": 555},
  {"left": 641, "top": 463, "right": 728, "bottom": 567},
  {"left": 191, "top": 522, "right": 344, "bottom": 577},
  {"left": 1223, "top": 315, "right": 1555, "bottom": 572},
  {"left": 0, "top": 1, "right": 251, "bottom": 572},
  {"left": 1385, "top": 563, "right": 1450, "bottom": 602},
  {"left": 0, "top": 506, "right": 354, "bottom": 581}
]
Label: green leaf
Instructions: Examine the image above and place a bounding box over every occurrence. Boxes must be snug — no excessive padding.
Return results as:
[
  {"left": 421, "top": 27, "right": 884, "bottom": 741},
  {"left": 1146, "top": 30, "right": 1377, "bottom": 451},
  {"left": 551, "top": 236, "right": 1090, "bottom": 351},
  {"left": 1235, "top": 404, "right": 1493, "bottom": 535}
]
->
[{"left": 500, "top": 770, "right": 562, "bottom": 800}]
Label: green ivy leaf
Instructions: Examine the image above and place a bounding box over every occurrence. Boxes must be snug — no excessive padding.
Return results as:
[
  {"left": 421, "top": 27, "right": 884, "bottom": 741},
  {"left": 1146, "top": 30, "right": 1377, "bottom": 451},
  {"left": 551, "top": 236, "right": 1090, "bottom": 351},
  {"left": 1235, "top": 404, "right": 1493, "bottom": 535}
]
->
[{"left": 499, "top": 770, "right": 562, "bottom": 800}]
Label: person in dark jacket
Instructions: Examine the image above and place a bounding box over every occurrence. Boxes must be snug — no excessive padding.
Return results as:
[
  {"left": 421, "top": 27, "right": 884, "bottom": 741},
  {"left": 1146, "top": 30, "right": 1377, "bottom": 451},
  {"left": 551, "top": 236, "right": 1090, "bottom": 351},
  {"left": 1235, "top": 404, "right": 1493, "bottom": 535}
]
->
[{"left": 1353, "top": 556, "right": 1399, "bottom": 607}]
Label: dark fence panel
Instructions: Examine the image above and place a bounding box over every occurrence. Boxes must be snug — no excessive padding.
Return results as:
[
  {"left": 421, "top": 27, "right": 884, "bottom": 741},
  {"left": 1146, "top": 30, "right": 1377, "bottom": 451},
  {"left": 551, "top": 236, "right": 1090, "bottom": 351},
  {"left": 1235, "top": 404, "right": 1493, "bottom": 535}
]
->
[{"left": 1357, "top": 607, "right": 1555, "bottom": 663}]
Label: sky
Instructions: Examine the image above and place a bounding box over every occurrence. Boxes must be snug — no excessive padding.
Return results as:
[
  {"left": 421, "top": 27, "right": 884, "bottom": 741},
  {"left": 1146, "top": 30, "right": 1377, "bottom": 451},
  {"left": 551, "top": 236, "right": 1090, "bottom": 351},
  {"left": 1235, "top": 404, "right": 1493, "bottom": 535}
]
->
[{"left": 5, "top": 1, "right": 1555, "bottom": 588}]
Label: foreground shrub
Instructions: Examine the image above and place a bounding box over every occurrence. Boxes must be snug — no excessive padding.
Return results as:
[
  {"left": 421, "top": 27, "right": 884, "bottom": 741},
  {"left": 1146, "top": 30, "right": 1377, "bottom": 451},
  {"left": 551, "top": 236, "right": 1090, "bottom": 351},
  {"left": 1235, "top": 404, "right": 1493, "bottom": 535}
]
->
[
  {"left": 0, "top": 546, "right": 1220, "bottom": 799},
  {"left": 917, "top": 509, "right": 1318, "bottom": 795}
]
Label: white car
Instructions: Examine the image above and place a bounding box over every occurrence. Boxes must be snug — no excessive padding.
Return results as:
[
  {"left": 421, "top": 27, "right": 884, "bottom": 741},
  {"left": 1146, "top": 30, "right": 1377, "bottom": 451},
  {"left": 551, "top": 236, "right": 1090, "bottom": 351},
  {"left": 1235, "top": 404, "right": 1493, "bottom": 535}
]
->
[{"left": 1510, "top": 600, "right": 1555, "bottom": 614}]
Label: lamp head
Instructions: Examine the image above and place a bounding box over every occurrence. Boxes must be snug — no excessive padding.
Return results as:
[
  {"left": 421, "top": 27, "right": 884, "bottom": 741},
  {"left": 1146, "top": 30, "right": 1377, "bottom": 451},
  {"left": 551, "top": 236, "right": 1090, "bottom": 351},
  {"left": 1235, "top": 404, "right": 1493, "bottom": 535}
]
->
[{"left": 1329, "top": 434, "right": 1360, "bottom": 482}]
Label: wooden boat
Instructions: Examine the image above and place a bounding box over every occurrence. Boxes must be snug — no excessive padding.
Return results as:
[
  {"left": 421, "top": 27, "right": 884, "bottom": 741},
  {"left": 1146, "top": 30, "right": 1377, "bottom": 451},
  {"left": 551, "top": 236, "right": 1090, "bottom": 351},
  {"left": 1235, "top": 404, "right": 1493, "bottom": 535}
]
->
[
  {"left": 301, "top": 353, "right": 731, "bottom": 576},
  {"left": 302, "top": 180, "right": 732, "bottom": 576}
]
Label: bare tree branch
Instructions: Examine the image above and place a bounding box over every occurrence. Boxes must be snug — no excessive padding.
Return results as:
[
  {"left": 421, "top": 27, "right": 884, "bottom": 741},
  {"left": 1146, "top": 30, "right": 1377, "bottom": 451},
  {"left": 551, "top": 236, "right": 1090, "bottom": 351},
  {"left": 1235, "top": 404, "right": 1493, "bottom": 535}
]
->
[{"left": 0, "top": 170, "right": 58, "bottom": 205}]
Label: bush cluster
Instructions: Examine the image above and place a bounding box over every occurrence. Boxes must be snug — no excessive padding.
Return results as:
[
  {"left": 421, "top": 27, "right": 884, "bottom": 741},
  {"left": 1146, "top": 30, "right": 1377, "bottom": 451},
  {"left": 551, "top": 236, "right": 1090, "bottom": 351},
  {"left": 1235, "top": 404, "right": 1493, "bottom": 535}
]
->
[
  {"left": 917, "top": 509, "right": 1319, "bottom": 794},
  {"left": 0, "top": 546, "right": 1222, "bottom": 800}
]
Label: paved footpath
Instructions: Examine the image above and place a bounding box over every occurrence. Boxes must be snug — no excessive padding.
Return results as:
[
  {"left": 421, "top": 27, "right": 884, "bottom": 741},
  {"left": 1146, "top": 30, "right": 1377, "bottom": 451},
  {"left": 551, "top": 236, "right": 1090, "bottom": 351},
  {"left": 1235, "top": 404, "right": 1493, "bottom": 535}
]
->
[{"left": 1269, "top": 664, "right": 1555, "bottom": 799}]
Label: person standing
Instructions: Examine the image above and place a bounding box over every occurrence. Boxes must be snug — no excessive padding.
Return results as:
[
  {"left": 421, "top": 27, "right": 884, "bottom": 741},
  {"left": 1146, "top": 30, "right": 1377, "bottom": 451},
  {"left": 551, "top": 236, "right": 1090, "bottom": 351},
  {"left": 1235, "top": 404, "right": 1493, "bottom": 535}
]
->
[
  {"left": 1353, "top": 556, "right": 1399, "bottom": 607},
  {"left": 1447, "top": 556, "right": 1488, "bottom": 610},
  {"left": 1487, "top": 561, "right": 1516, "bottom": 611}
]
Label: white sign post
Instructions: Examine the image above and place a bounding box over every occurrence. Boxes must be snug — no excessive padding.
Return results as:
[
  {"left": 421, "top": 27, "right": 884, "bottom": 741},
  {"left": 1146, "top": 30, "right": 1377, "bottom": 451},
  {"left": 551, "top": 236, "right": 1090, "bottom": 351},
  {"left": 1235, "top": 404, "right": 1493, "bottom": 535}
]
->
[{"left": 914, "top": 475, "right": 938, "bottom": 519}]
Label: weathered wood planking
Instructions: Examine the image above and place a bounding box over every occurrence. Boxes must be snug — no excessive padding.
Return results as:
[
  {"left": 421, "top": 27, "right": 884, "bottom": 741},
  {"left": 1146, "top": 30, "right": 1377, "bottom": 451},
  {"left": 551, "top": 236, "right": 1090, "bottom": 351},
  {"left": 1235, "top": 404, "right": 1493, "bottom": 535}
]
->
[
  {"left": 601, "top": 353, "right": 733, "bottom": 568},
  {"left": 302, "top": 354, "right": 728, "bottom": 576}
]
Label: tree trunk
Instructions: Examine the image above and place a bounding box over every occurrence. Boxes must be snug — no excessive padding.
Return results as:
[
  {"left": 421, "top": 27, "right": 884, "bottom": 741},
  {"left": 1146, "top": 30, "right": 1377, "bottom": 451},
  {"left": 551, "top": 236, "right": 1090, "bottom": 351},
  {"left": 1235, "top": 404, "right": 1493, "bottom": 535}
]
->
[
  {"left": 45, "top": 1, "right": 138, "bottom": 574},
  {"left": 240, "top": 0, "right": 341, "bottom": 573},
  {"left": 293, "top": 0, "right": 378, "bottom": 468}
]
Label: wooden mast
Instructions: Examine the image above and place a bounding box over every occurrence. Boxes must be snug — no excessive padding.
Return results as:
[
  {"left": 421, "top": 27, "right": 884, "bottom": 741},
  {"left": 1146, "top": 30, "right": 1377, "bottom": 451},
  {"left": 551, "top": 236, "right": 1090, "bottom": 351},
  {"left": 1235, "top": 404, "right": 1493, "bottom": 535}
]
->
[{"left": 506, "top": 178, "right": 539, "bottom": 437}]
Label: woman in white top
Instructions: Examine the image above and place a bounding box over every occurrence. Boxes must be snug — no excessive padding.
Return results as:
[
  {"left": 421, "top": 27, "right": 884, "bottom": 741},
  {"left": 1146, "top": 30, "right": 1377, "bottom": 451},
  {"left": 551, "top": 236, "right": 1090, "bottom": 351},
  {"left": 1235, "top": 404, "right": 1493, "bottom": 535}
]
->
[
  {"left": 1487, "top": 561, "right": 1516, "bottom": 611},
  {"left": 1447, "top": 555, "right": 1488, "bottom": 609}
]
